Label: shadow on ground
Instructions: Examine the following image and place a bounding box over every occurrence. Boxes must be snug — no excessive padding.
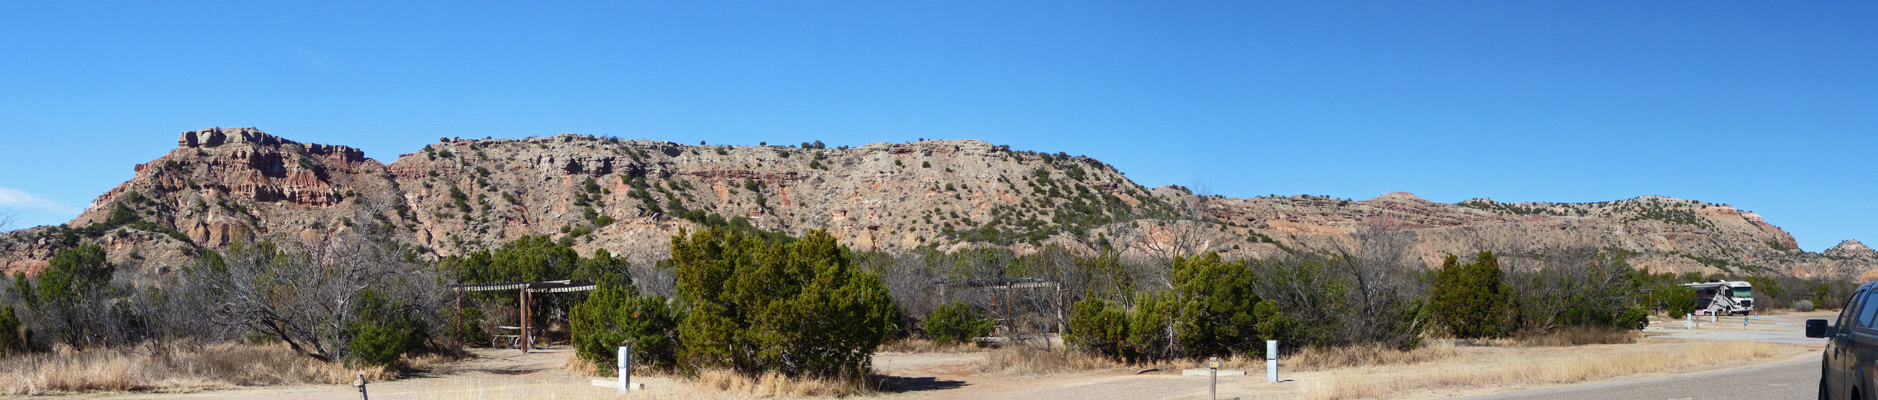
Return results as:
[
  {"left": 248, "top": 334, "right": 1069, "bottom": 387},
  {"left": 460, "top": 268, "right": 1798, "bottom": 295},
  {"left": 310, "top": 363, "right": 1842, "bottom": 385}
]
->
[{"left": 878, "top": 375, "right": 969, "bottom": 392}]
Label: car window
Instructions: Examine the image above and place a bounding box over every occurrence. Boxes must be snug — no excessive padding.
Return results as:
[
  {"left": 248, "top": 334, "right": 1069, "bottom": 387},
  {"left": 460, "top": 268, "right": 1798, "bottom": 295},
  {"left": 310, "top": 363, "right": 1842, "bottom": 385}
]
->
[
  {"left": 1859, "top": 289, "right": 1878, "bottom": 328},
  {"left": 1842, "top": 290, "right": 1865, "bottom": 329}
]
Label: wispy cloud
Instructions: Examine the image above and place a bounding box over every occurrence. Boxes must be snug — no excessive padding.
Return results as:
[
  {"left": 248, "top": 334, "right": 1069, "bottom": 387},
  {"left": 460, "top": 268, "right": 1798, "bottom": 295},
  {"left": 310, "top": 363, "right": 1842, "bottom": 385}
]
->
[{"left": 0, "top": 187, "right": 82, "bottom": 215}]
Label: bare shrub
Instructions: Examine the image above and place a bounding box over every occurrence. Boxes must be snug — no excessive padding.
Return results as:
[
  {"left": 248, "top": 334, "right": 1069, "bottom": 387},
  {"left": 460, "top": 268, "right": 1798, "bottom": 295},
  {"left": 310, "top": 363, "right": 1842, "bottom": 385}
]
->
[
  {"left": 180, "top": 228, "right": 443, "bottom": 363},
  {"left": 1795, "top": 299, "right": 1816, "bottom": 312}
]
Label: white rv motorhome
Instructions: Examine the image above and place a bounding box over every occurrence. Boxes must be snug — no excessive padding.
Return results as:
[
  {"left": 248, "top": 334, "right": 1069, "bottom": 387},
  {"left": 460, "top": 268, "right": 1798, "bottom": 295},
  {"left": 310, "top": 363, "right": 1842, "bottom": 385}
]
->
[{"left": 1682, "top": 280, "right": 1754, "bottom": 315}]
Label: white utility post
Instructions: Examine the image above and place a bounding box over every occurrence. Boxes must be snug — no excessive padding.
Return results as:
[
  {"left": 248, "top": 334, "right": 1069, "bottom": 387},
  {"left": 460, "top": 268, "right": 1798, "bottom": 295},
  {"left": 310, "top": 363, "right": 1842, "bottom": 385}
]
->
[
  {"left": 1266, "top": 340, "right": 1279, "bottom": 383},
  {"left": 618, "top": 345, "right": 631, "bottom": 395}
]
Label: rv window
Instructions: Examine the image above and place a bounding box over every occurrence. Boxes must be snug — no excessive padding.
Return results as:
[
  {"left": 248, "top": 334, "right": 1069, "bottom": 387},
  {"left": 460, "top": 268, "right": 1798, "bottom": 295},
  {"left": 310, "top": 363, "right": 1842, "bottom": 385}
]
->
[
  {"left": 1860, "top": 290, "right": 1878, "bottom": 328},
  {"left": 1731, "top": 287, "right": 1752, "bottom": 298}
]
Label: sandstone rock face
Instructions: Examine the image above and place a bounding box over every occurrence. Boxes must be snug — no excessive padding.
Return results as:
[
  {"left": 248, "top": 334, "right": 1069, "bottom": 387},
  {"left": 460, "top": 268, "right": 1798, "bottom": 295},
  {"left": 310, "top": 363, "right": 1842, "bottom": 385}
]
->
[{"left": 2, "top": 128, "right": 1873, "bottom": 281}]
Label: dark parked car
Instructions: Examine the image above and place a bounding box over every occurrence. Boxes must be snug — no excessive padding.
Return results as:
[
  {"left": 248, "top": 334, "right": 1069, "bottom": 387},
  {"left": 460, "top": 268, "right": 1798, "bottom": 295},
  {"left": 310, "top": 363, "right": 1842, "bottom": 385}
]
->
[{"left": 1809, "top": 282, "right": 1878, "bottom": 400}]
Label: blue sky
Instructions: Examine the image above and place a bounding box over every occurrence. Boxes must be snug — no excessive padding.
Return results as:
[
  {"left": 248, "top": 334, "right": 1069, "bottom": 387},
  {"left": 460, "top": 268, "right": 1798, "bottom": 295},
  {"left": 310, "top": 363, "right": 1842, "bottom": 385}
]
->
[{"left": 0, "top": 2, "right": 1872, "bottom": 251}]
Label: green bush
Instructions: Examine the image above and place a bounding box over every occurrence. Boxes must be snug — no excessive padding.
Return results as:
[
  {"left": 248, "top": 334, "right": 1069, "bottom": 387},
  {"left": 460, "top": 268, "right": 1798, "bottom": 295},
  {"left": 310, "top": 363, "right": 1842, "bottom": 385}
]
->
[
  {"left": 38, "top": 245, "right": 112, "bottom": 308},
  {"left": 1126, "top": 290, "right": 1178, "bottom": 361},
  {"left": 345, "top": 291, "right": 424, "bottom": 367},
  {"left": 0, "top": 306, "right": 23, "bottom": 355},
  {"left": 674, "top": 228, "right": 896, "bottom": 378},
  {"left": 1661, "top": 284, "right": 1697, "bottom": 318},
  {"left": 571, "top": 286, "right": 682, "bottom": 374},
  {"left": 36, "top": 245, "right": 115, "bottom": 346},
  {"left": 923, "top": 302, "right": 994, "bottom": 345},
  {"left": 1613, "top": 307, "right": 1650, "bottom": 330},
  {"left": 348, "top": 323, "right": 411, "bottom": 367},
  {"left": 1430, "top": 252, "right": 1509, "bottom": 339},
  {"left": 1253, "top": 299, "right": 1296, "bottom": 344},
  {"left": 1172, "top": 253, "right": 1260, "bottom": 358},
  {"left": 1066, "top": 297, "right": 1129, "bottom": 360}
]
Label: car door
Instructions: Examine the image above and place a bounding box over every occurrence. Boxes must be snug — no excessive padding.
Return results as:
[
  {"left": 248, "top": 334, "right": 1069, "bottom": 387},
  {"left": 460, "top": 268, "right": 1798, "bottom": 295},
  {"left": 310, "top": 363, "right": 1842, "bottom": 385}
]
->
[
  {"left": 1832, "top": 289, "right": 1867, "bottom": 399},
  {"left": 1848, "top": 289, "right": 1878, "bottom": 400}
]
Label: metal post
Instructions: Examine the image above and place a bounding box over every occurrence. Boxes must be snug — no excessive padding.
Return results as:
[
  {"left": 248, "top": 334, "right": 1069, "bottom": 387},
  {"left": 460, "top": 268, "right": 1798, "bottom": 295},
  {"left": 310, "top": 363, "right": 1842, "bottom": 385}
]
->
[
  {"left": 1207, "top": 356, "right": 1220, "bottom": 400},
  {"left": 618, "top": 345, "right": 631, "bottom": 395},
  {"left": 353, "top": 374, "right": 369, "bottom": 400},
  {"left": 1266, "top": 340, "right": 1278, "bottom": 383},
  {"left": 1686, "top": 314, "right": 1693, "bottom": 330},
  {"left": 454, "top": 289, "right": 461, "bottom": 343},
  {"left": 1054, "top": 285, "right": 1065, "bottom": 342},
  {"left": 520, "top": 288, "right": 530, "bottom": 354}
]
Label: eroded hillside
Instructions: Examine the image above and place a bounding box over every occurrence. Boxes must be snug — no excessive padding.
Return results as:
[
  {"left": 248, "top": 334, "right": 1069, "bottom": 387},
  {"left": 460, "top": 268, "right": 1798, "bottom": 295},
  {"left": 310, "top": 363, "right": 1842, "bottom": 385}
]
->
[{"left": 0, "top": 127, "right": 1870, "bottom": 280}]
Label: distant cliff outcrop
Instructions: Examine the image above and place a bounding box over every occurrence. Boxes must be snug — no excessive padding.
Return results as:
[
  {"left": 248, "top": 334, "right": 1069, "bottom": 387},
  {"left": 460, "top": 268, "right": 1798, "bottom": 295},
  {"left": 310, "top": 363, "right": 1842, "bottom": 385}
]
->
[{"left": 1, "top": 127, "right": 1871, "bottom": 280}]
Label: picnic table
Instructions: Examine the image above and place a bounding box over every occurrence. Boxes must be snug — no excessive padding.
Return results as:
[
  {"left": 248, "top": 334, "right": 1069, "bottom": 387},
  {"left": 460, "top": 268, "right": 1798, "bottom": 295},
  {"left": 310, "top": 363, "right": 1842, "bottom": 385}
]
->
[{"left": 492, "top": 325, "right": 539, "bottom": 349}]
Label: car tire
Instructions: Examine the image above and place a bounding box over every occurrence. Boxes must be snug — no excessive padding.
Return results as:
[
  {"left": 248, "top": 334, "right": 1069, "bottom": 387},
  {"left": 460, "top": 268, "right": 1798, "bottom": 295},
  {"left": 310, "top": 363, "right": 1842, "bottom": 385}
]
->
[{"left": 1818, "top": 377, "right": 1827, "bottom": 400}]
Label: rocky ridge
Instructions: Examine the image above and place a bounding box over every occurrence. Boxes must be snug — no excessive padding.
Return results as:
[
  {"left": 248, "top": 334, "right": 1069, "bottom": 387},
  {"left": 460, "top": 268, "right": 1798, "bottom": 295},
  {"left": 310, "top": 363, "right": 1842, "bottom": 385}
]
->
[
  {"left": 1827, "top": 240, "right": 1878, "bottom": 258},
  {"left": 0, "top": 127, "right": 1871, "bottom": 280}
]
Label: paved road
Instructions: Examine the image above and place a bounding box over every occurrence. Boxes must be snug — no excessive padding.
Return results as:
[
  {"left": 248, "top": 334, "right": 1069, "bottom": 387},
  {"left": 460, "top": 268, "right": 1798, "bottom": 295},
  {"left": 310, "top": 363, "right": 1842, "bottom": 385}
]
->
[{"left": 1463, "top": 313, "right": 1831, "bottom": 400}]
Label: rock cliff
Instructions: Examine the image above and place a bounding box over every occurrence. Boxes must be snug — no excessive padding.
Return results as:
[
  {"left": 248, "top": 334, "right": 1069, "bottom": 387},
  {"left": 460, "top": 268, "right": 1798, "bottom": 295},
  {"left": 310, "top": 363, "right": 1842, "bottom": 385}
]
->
[{"left": 1, "top": 127, "right": 1871, "bottom": 280}]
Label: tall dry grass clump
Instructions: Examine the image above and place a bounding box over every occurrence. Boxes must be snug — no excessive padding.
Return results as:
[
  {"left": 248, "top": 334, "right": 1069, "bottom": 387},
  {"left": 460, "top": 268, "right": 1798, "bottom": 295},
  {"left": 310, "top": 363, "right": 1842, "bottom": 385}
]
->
[
  {"left": 1284, "top": 339, "right": 1458, "bottom": 371},
  {"left": 975, "top": 345, "right": 1133, "bottom": 375},
  {"left": 0, "top": 341, "right": 389, "bottom": 395},
  {"left": 1509, "top": 326, "right": 1638, "bottom": 347},
  {"left": 694, "top": 368, "right": 873, "bottom": 398}
]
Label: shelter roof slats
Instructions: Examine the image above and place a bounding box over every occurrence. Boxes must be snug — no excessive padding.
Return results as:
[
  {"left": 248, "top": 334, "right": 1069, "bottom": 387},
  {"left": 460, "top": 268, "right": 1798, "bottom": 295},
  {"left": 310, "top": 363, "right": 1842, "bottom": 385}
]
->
[
  {"left": 528, "top": 284, "right": 597, "bottom": 293},
  {"left": 450, "top": 280, "right": 596, "bottom": 293}
]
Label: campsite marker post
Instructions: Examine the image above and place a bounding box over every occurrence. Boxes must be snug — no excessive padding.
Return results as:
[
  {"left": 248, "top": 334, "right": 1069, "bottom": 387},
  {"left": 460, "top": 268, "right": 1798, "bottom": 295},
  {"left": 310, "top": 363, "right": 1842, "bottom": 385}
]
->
[
  {"left": 1267, "top": 340, "right": 1279, "bottom": 383},
  {"left": 1207, "top": 356, "right": 1221, "bottom": 400}
]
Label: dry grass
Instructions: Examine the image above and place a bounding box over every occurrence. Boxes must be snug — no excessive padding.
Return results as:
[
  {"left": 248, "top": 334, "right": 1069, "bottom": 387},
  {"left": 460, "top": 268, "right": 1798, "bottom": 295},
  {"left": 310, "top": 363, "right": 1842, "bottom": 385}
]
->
[
  {"left": 1300, "top": 341, "right": 1803, "bottom": 400},
  {"left": 1507, "top": 326, "right": 1639, "bottom": 347},
  {"left": 973, "top": 340, "right": 1461, "bottom": 376},
  {"left": 417, "top": 380, "right": 646, "bottom": 400},
  {"left": 561, "top": 351, "right": 601, "bottom": 377},
  {"left": 1304, "top": 373, "right": 1380, "bottom": 400},
  {"left": 877, "top": 338, "right": 988, "bottom": 354},
  {"left": 0, "top": 341, "right": 390, "bottom": 395},
  {"left": 974, "top": 345, "right": 1138, "bottom": 375},
  {"left": 694, "top": 368, "right": 873, "bottom": 398},
  {"left": 1284, "top": 340, "right": 1459, "bottom": 372}
]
